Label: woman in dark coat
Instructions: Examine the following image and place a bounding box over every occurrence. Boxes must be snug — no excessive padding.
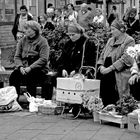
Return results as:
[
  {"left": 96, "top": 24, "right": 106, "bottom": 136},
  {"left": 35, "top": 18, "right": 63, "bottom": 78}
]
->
[
  {"left": 38, "top": 14, "right": 55, "bottom": 31},
  {"left": 9, "top": 21, "right": 51, "bottom": 100},
  {"left": 97, "top": 20, "right": 135, "bottom": 106},
  {"left": 56, "top": 23, "right": 97, "bottom": 78},
  {"left": 123, "top": 7, "right": 140, "bottom": 36}
]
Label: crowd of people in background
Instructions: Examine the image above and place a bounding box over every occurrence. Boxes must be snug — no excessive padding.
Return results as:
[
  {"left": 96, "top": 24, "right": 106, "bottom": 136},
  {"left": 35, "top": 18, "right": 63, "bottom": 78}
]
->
[
  {"left": 11, "top": 3, "right": 140, "bottom": 107},
  {"left": 12, "top": 3, "right": 140, "bottom": 41}
]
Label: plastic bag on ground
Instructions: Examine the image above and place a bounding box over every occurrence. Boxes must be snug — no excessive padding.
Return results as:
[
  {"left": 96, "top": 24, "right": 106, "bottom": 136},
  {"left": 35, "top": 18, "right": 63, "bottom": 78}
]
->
[
  {"left": 0, "top": 86, "right": 22, "bottom": 112},
  {"left": 0, "top": 86, "right": 18, "bottom": 106}
]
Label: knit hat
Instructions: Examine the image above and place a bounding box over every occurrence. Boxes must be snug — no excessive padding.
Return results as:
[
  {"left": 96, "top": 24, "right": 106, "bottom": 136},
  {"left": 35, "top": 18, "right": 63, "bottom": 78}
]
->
[
  {"left": 111, "top": 20, "right": 126, "bottom": 32},
  {"left": 67, "top": 24, "right": 81, "bottom": 34},
  {"left": 67, "top": 22, "right": 85, "bottom": 34},
  {"left": 129, "top": 7, "right": 137, "bottom": 14}
]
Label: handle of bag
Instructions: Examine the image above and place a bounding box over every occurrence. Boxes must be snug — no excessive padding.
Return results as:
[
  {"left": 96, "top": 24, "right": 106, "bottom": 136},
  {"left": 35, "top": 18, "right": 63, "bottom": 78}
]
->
[
  {"left": 80, "top": 36, "right": 100, "bottom": 79},
  {"left": 23, "top": 92, "right": 32, "bottom": 102},
  {"left": 72, "top": 73, "right": 85, "bottom": 79},
  {"left": 79, "top": 66, "right": 96, "bottom": 79}
]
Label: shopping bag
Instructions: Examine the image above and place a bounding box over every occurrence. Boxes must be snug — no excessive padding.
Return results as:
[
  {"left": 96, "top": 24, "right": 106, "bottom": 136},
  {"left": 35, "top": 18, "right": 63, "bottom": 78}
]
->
[
  {"left": 0, "top": 100, "right": 22, "bottom": 112},
  {"left": 24, "top": 92, "right": 45, "bottom": 112},
  {"left": 0, "top": 86, "right": 18, "bottom": 106}
]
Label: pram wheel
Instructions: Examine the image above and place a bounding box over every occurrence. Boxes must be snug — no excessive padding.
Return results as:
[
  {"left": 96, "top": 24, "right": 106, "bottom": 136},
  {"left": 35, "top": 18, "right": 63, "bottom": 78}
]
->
[{"left": 72, "top": 104, "right": 81, "bottom": 119}]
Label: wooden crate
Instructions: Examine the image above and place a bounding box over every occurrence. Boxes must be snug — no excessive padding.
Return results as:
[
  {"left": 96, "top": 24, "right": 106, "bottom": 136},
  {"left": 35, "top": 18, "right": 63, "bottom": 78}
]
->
[
  {"left": 128, "top": 112, "right": 140, "bottom": 133},
  {"left": 99, "top": 112, "right": 127, "bottom": 128}
]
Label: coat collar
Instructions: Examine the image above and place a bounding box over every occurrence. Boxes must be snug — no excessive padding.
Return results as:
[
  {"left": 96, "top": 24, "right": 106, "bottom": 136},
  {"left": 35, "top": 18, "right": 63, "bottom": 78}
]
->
[{"left": 110, "top": 33, "right": 127, "bottom": 46}]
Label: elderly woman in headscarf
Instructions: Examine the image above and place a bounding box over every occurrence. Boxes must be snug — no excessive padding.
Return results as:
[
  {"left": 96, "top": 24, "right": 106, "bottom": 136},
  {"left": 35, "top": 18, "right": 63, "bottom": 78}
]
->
[
  {"left": 9, "top": 20, "right": 51, "bottom": 101},
  {"left": 97, "top": 20, "right": 135, "bottom": 106},
  {"left": 123, "top": 7, "right": 140, "bottom": 36}
]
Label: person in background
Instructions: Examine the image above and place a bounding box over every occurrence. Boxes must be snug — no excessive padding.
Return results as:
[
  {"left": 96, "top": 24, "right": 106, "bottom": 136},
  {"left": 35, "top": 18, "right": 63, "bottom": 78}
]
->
[
  {"left": 77, "top": 3, "right": 93, "bottom": 31},
  {"left": 46, "top": 3, "right": 53, "bottom": 13},
  {"left": 97, "top": 20, "right": 135, "bottom": 106},
  {"left": 67, "top": 3, "right": 78, "bottom": 23},
  {"left": 108, "top": 5, "right": 119, "bottom": 26},
  {"left": 92, "top": 8, "right": 104, "bottom": 24},
  {"left": 12, "top": 5, "right": 33, "bottom": 41},
  {"left": 123, "top": 7, "right": 140, "bottom": 36},
  {"left": 53, "top": 8, "right": 64, "bottom": 26},
  {"left": 129, "top": 56, "right": 140, "bottom": 101},
  {"left": 38, "top": 14, "right": 55, "bottom": 31},
  {"left": 9, "top": 20, "right": 51, "bottom": 101}
]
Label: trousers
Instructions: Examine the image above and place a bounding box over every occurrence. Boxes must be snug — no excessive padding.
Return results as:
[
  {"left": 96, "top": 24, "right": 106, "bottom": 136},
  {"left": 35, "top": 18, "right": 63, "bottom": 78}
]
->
[{"left": 9, "top": 68, "right": 53, "bottom": 100}]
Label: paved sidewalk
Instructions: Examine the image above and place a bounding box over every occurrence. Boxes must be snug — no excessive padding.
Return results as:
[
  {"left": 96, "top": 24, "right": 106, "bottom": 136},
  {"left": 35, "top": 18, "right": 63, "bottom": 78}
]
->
[{"left": 0, "top": 111, "right": 140, "bottom": 140}]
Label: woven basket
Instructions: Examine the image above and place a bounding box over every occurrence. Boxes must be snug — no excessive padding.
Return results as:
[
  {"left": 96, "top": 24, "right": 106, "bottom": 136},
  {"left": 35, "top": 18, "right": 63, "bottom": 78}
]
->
[{"left": 38, "top": 105, "right": 63, "bottom": 115}]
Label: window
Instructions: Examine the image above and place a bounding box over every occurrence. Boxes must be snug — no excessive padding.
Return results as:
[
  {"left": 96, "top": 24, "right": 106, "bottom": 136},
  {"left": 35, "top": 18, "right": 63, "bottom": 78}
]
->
[
  {"left": 133, "top": 0, "right": 135, "bottom": 6},
  {"left": 0, "top": 0, "right": 22, "bottom": 22},
  {"left": 75, "top": 0, "right": 83, "bottom": 5}
]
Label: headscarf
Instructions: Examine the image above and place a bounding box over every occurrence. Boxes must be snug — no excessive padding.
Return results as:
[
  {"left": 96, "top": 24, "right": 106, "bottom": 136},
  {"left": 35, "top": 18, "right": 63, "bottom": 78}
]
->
[
  {"left": 111, "top": 20, "right": 126, "bottom": 32},
  {"left": 67, "top": 24, "right": 81, "bottom": 34}
]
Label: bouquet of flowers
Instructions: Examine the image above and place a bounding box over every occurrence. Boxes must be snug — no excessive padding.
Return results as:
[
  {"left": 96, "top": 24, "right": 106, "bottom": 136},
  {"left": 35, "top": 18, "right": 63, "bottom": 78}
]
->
[
  {"left": 116, "top": 94, "right": 138, "bottom": 116},
  {"left": 126, "top": 44, "right": 140, "bottom": 60},
  {"left": 81, "top": 94, "right": 104, "bottom": 113}
]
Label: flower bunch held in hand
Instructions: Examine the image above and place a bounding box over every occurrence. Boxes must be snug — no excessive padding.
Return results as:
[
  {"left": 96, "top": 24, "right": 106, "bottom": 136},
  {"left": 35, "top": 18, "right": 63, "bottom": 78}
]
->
[
  {"left": 126, "top": 44, "right": 140, "bottom": 60},
  {"left": 81, "top": 94, "right": 104, "bottom": 112}
]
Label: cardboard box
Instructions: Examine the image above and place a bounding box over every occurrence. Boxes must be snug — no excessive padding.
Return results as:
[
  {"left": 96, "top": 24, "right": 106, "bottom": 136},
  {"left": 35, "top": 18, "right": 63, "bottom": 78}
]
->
[
  {"left": 56, "top": 78, "right": 100, "bottom": 104},
  {"left": 128, "top": 112, "right": 140, "bottom": 133}
]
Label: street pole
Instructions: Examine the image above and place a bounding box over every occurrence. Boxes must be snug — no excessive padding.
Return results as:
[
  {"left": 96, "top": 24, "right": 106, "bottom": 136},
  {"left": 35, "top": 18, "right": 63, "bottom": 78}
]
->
[
  {"left": 139, "top": 0, "right": 140, "bottom": 23},
  {"left": 103, "top": 0, "right": 106, "bottom": 25}
]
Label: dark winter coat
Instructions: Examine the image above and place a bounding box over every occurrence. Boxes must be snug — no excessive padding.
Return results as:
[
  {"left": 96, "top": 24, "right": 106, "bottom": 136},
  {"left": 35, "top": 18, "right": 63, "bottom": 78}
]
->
[{"left": 56, "top": 35, "right": 97, "bottom": 76}]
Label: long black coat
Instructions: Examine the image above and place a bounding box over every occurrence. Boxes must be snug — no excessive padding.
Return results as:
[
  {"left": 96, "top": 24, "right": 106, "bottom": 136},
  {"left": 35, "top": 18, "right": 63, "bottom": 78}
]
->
[
  {"left": 56, "top": 35, "right": 97, "bottom": 76},
  {"left": 12, "top": 14, "right": 33, "bottom": 40}
]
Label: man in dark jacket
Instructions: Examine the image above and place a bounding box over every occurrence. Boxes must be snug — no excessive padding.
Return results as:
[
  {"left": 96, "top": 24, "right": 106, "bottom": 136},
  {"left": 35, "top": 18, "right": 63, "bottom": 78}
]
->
[{"left": 12, "top": 5, "right": 33, "bottom": 41}]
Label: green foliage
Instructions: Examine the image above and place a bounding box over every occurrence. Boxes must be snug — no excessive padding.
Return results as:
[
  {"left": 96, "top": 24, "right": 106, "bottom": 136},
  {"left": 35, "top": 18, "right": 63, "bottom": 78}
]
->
[
  {"left": 41, "top": 26, "right": 69, "bottom": 70},
  {"left": 116, "top": 94, "right": 138, "bottom": 116},
  {"left": 86, "top": 22, "right": 111, "bottom": 57}
]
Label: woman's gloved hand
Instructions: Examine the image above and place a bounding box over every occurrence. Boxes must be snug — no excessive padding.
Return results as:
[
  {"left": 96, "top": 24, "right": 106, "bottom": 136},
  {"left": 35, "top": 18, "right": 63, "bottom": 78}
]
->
[
  {"left": 129, "top": 74, "right": 139, "bottom": 85},
  {"left": 62, "top": 69, "right": 68, "bottom": 77},
  {"left": 24, "top": 67, "right": 31, "bottom": 74},
  {"left": 70, "top": 70, "right": 76, "bottom": 77},
  {"left": 20, "top": 67, "right": 26, "bottom": 75}
]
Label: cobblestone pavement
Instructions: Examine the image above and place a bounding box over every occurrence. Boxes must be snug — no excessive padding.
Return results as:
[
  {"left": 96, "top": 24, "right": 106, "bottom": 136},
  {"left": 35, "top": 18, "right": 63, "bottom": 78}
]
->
[{"left": 0, "top": 110, "right": 140, "bottom": 140}]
